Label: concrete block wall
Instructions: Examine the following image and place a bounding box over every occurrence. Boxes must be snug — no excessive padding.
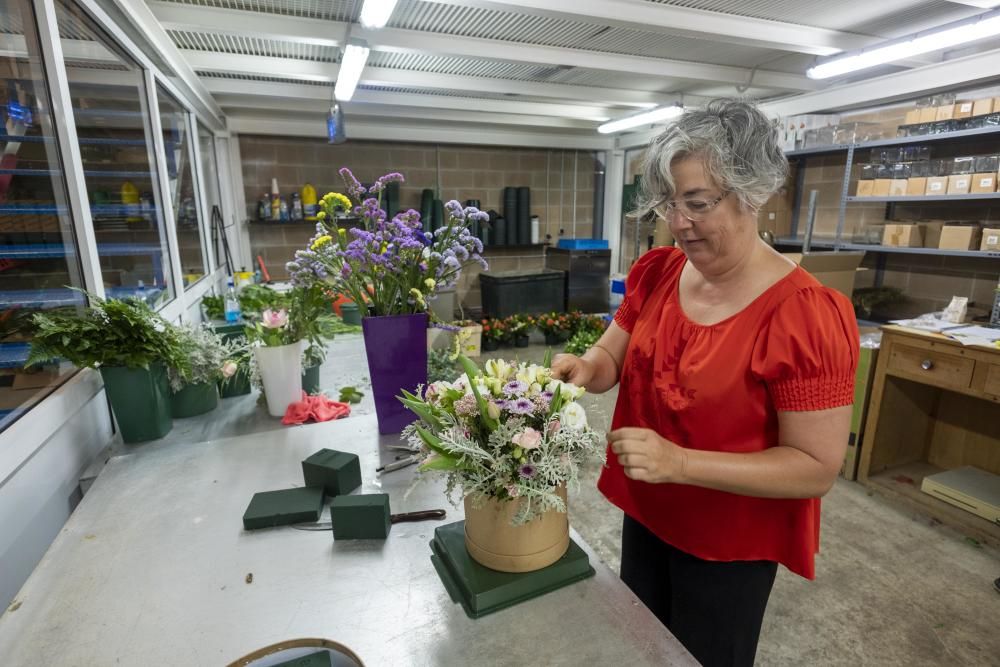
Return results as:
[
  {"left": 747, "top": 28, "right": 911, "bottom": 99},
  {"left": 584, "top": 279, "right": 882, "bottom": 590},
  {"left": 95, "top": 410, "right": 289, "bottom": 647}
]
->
[{"left": 239, "top": 136, "right": 598, "bottom": 281}]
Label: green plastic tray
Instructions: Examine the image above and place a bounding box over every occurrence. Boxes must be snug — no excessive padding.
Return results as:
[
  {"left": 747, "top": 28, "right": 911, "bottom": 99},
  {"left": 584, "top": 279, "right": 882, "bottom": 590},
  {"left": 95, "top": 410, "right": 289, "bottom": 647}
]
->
[{"left": 430, "top": 520, "right": 595, "bottom": 619}]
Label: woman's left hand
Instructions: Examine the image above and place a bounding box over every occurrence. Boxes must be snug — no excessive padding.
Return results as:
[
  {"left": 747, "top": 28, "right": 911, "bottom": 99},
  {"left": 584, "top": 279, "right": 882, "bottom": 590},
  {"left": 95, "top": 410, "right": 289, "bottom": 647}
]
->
[{"left": 608, "top": 428, "right": 687, "bottom": 484}]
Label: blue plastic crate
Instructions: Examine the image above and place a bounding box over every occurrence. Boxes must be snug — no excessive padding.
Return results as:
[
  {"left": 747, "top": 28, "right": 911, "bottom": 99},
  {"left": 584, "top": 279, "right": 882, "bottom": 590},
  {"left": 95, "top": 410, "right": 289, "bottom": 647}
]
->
[{"left": 557, "top": 239, "right": 609, "bottom": 250}]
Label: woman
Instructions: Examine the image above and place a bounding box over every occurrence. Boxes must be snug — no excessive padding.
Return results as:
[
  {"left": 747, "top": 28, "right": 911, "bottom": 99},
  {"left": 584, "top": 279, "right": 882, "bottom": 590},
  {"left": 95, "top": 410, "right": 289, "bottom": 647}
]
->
[{"left": 552, "top": 99, "right": 858, "bottom": 667}]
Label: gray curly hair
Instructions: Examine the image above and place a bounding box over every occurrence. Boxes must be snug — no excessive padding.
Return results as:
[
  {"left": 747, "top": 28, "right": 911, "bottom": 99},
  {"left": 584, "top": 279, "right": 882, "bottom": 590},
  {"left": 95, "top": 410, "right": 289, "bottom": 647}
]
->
[{"left": 637, "top": 98, "right": 787, "bottom": 219}]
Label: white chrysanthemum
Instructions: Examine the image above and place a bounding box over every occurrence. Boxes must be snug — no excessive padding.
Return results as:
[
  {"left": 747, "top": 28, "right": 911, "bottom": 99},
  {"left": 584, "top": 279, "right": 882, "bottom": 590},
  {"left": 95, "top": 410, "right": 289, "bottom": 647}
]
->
[{"left": 560, "top": 402, "right": 587, "bottom": 430}]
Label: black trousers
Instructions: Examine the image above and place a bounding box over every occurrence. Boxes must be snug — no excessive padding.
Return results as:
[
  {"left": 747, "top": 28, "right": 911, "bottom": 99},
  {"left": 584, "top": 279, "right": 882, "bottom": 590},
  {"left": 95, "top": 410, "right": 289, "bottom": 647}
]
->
[{"left": 620, "top": 515, "right": 778, "bottom": 667}]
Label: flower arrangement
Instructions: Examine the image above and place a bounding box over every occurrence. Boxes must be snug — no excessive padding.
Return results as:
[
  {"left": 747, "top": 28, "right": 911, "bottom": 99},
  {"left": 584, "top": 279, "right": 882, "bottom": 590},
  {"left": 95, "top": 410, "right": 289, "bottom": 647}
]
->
[
  {"left": 480, "top": 317, "right": 511, "bottom": 343},
  {"left": 505, "top": 314, "right": 534, "bottom": 338},
  {"left": 287, "top": 168, "right": 488, "bottom": 317},
  {"left": 399, "top": 355, "right": 605, "bottom": 525}
]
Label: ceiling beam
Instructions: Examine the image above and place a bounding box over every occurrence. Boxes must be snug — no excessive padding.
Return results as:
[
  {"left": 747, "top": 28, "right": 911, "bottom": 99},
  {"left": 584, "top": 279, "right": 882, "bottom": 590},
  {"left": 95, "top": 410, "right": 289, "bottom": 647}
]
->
[
  {"left": 200, "top": 76, "right": 613, "bottom": 121},
  {"left": 213, "top": 94, "right": 600, "bottom": 129},
  {"left": 149, "top": 2, "right": 817, "bottom": 92},
  {"left": 760, "top": 45, "right": 1000, "bottom": 117},
  {"left": 413, "top": 0, "right": 876, "bottom": 56},
  {"left": 227, "top": 114, "right": 614, "bottom": 150}
]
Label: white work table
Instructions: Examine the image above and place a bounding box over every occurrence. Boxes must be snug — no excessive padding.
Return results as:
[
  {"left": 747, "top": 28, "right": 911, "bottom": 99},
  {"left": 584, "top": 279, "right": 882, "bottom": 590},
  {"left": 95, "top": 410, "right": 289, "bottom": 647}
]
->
[{"left": 0, "top": 414, "right": 696, "bottom": 666}]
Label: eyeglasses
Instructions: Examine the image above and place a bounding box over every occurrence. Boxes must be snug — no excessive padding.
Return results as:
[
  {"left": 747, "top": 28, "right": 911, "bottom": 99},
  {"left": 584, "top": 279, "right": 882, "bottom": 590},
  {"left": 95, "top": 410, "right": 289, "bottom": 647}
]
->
[{"left": 653, "top": 191, "right": 729, "bottom": 222}]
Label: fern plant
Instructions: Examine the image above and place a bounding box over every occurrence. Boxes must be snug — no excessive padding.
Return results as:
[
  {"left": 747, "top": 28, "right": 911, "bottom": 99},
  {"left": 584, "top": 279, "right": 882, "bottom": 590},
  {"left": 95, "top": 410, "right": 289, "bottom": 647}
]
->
[{"left": 27, "top": 291, "right": 188, "bottom": 372}]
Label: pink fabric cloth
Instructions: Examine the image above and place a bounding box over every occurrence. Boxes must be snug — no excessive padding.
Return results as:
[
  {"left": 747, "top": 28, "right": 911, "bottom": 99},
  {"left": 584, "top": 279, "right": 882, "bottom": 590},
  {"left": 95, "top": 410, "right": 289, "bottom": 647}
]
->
[{"left": 282, "top": 391, "right": 351, "bottom": 425}]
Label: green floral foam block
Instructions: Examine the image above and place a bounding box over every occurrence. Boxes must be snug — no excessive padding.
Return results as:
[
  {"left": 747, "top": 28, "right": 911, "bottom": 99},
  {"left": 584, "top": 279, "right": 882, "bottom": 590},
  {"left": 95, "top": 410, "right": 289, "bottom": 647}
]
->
[
  {"left": 301, "top": 448, "right": 362, "bottom": 497},
  {"left": 242, "top": 487, "right": 324, "bottom": 530},
  {"left": 330, "top": 493, "right": 391, "bottom": 540}
]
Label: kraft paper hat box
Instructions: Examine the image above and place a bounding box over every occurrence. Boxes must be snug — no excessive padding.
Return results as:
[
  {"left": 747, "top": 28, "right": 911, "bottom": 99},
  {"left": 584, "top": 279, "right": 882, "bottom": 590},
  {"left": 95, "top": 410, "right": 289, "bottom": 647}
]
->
[
  {"left": 855, "top": 164, "right": 875, "bottom": 197},
  {"left": 973, "top": 98, "right": 994, "bottom": 117},
  {"left": 921, "top": 466, "right": 1000, "bottom": 525},
  {"left": 872, "top": 164, "right": 893, "bottom": 197},
  {"left": 918, "top": 221, "right": 945, "bottom": 248},
  {"left": 954, "top": 100, "right": 974, "bottom": 119},
  {"left": 938, "top": 224, "right": 981, "bottom": 250},
  {"left": 330, "top": 493, "right": 391, "bottom": 540},
  {"left": 971, "top": 155, "right": 999, "bottom": 193},
  {"left": 981, "top": 228, "right": 1000, "bottom": 251},
  {"left": 946, "top": 157, "right": 975, "bottom": 194},
  {"left": 302, "top": 448, "right": 362, "bottom": 497},
  {"left": 882, "top": 223, "right": 923, "bottom": 247},
  {"left": 888, "top": 163, "right": 909, "bottom": 196},
  {"left": 781, "top": 252, "right": 865, "bottom": 298}
]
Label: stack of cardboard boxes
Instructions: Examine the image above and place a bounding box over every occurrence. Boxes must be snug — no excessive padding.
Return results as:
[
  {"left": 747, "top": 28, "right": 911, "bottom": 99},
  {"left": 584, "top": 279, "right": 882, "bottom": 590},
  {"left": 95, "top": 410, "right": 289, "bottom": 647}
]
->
[
  {"left": 880, "top": 221, "right": 1000, "bottom": 251},
  {"left": 856, "top": 154, "right": 999, "bottom": 198}
]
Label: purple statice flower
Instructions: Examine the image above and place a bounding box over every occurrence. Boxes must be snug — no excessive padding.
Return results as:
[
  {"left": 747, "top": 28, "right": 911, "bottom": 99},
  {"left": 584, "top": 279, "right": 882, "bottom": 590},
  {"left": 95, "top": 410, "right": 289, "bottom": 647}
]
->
[
  {"left": 503, "top": 380, "right": 528, "bottom": 396},
  {"left": 518, "top": 464, "right": 537, "bottom": 479},
  {"left": 444, "top": 200, "right": 465, "bottom": 221},
  {"left": 431, "top": 321, "right": 462, "bottom": 332},
  {"left": 369, "top": 172, "right": 405, "bottom": 194},
  {"left": 508, "top": 397, "right": 534, "bottom": 415},
  {"left": 339, "top": 167, "right": 366, "bottom": 200}
]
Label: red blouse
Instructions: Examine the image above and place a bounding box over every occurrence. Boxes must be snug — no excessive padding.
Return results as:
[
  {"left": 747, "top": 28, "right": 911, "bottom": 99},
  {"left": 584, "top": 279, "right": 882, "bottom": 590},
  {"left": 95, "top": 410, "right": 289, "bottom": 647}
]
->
[{"left": 598, "top": 247, "right": 859, "bottom": 579}]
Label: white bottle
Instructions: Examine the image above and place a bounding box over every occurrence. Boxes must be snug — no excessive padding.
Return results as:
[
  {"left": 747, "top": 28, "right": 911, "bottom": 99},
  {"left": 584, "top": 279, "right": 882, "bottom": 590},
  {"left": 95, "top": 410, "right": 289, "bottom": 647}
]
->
[{"left": 530, "top": 215, "right": 540, "bottom": 244}]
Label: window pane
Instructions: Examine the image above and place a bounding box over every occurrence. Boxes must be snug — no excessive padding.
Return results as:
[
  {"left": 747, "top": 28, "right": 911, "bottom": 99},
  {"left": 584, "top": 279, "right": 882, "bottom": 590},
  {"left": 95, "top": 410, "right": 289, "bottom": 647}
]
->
[
  {"left": 55, "top": 0, "right": 174, "bottom": 306},
  {"left": 197, "top": 122, "right": 223, "bottom": 272},
  {"left": 157, "top": 84, "right": 206, "bottom": 288},
  {"left": 0, "top": 0, "right": 86, "bottom": 431}
]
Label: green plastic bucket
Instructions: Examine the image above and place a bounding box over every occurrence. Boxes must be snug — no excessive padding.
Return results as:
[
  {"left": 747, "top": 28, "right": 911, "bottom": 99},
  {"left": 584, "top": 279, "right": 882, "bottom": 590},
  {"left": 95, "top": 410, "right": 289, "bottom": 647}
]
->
[
  {"left": 341, "top": 302, "right": 362, "bottom": 326},
  {"left": 219, "top": 369, "right": 252, "bottom": 398},
  {"left": 302, "top": 363, "right": 321, "bottom": 395},
  {"left": 100, "top": 363, "right": 172, "bottom": 444},
  {"left": 170, "top": 381, "right": 219, "bottom": 418}
]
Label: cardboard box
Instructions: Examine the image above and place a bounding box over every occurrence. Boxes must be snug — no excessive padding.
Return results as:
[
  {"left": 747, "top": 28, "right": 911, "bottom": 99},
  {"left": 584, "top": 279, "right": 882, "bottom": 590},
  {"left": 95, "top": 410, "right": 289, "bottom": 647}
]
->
[
  {"left": 855, "top": 180, "right": 875, "bottom": 197},
  {"left": 873, "top": 179, "right": 892, "bottom": 196},
  {"left": 980, "top": 228, "right": 1000, "bottom": 251},
  {"left": 939, "top": 225, "right": 981, "bottom": 250},
  {"left": 842, "top": 346, "right": 879, "bottom": 481},
  {"left": 888, "top": 179, "right": 908, "bottom": 196},
  {"left": 954, "top": 101, "right": 974, "bottom": 119},
  {"left": 935, "top": 104, "right": 955, "bottom": 121},
  {"left": 919, "top": 107, "right": 938, "bottom": 123},
  {"left": 925, "top": 177, "right": 947, "bottom": 195},
  {"left": 973, "top": 98, "right": 994, "bottom": 116},
  {"left": 971, "top": 173, "right": 997, "bottom": 193},
  {"left": 882, "top": 223, "right": 924, "bottom": 247},
  {"left": 906, "top": 177, "right": 928, "bottom": 196},
  {"left": 904, "top": 108, "right": 921, "bottom": 125},
  {"left": 781, "top": 251, "right": 865, "bottom": 298},
  {"left": 947, "top": 174, "right": 972, "bottom": 194},
  {"left": 918, "top": 221, "right": 945, "bottom": 248}
]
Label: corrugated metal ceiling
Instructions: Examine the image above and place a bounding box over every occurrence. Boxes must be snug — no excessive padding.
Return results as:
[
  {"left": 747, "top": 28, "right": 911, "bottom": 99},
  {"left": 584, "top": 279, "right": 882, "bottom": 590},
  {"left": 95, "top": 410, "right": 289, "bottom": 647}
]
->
[
  {"left": 169, "top": 29, "right": 340, "bottom": 61},
  {"left": 160, "top": 0, "right": 361, "bottom": 21}
]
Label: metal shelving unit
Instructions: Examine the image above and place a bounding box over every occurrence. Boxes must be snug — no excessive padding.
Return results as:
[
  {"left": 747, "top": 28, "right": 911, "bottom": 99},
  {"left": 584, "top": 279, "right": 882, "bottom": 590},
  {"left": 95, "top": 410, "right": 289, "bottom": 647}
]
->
[{"left": 847, "top": 193, "right": 1000, "bottom": 203}]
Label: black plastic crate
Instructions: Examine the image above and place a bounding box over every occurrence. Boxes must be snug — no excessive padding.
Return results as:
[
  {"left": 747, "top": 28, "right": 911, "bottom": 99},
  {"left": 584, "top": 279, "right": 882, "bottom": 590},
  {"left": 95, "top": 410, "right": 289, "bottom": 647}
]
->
[{"left": 479, "top": 269, "right": 565, "bottom": 318}]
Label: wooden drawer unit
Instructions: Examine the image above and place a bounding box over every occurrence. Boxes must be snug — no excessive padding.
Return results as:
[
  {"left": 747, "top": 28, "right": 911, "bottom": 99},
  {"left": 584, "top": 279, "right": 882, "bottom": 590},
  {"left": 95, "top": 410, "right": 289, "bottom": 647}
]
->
[
  {"left": 887, "top": 342, "right": 975, "bottom": 390},
  {"left": 985, "top": 364, "right": 1000, "bottom": 397}
]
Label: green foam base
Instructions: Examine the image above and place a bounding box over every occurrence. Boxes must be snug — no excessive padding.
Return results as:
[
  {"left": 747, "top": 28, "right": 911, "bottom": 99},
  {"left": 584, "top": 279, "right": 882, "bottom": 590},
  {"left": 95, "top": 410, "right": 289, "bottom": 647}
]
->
[
  {"left": 242, "top": 487, "right": 324, "bottom": 530},
  {"left": 430, "top": 520, "right": 595, "bottom": 619}
]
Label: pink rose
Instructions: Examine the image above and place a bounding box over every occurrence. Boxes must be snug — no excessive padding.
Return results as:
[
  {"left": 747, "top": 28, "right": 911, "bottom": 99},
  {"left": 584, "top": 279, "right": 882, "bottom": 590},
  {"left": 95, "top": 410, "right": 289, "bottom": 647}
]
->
[
  {"left": 511, "top": 427, "right": 542, "bottom": 450},
  {"left": 221, "top": 361, "right": 238, "bottom": 378},
  {"left": 261, "top": 308, "right": 288, "bottom": 329}
]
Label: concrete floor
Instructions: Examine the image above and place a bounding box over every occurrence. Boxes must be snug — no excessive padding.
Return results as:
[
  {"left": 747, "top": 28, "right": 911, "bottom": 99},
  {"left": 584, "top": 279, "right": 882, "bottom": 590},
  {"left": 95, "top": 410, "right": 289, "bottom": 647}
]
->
[{"left": 142, "top": 334, "right": 999, "bottom": 666}]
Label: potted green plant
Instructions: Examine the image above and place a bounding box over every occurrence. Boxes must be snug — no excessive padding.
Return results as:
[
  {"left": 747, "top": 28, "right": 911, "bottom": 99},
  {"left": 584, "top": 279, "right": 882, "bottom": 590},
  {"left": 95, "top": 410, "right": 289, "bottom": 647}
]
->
[
  {"left": 288, "top": 283, "right": 340, "bottom": 395},
  {"left": 506, "top": 314, "right": 534, "bottom": 348},
  {"left": 246, "top": 308, "right": 302, "bottom": 417},
  {"left": 480, "top": 317, "right": 509, "bottom": 352},
  {"left": 168, "top": 324, "right": 226, "bottom": 418},
  {"left": 27, "top": 292, "right": 187, "bottom": 443},
  {"left": 536, "top": 312, "right": 573, "bottom": 345}
]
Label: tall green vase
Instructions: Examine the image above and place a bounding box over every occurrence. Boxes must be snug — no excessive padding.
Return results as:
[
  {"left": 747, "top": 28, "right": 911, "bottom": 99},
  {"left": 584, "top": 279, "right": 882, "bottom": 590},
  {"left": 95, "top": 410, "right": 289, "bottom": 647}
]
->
[
  {"left": 100, "top": 363, "right": 172, "bottom": 444},
  {"left": 302, "top": 364, "right": 321, "bottom": 395},
  {"left": 170, "top": 381, "right": 219, "bottom": 418}
]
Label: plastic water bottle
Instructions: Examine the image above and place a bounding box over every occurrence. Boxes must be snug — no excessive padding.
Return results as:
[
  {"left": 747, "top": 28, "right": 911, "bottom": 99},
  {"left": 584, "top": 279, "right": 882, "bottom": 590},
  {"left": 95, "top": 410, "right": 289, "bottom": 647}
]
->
[{"left": 224, "top": 278, "right": 241, "bottom": 323}]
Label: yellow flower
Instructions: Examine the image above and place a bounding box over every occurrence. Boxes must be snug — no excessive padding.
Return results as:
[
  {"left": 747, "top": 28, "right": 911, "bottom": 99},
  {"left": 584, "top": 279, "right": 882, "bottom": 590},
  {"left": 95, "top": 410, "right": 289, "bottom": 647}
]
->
[
  {"left": 317, "top": 211, "right": 327, "bottom": 220},
  {"left": 424, "top": 278, "right": 436, "bottom": 290},
  {"left": 409, "top": 288, "right": 425, "bottom": 306},
  {"left": 325, "top": 192, "right": 352, "bottom": 211},
  {"left": 338, "top": 228, "right": 347, "bottom": 236},
  {"left": 311, "top": 235, "right": 332, "bottom": 250}
]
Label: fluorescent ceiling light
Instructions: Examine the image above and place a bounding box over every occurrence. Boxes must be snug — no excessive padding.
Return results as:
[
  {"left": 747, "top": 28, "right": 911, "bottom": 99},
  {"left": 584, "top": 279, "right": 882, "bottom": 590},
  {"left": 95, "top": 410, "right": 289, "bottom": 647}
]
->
[
  {"left": 360, "top": 0, "right": 399, "bottom": 29},
  {"left": 808, "top": 11, "right": 1000, "bottom": 79},
  {"left": 597, "top": 105, "right": 683, "bottom": 134},
  {"left": 335, "top": 42, "right": 370, "bottom": 102}
]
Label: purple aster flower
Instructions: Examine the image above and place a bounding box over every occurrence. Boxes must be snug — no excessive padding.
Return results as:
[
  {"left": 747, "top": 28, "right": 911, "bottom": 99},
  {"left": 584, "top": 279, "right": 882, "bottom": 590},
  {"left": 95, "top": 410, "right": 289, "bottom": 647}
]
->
[
  {"left": 508, "top": 397, "right": 534, "bottom": 415},
  {"left": 504, "top": 380, "right": 528, "bottom": 396},
  {"left": 518, "top": 464, "right": 537, "bottom": 479}
]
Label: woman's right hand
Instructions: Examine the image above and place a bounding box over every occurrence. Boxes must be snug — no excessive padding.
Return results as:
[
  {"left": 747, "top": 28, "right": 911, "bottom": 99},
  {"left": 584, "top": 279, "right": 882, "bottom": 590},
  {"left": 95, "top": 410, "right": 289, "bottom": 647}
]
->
[{"left": 550, "top": 353, "right": 596, "bottom": 387}]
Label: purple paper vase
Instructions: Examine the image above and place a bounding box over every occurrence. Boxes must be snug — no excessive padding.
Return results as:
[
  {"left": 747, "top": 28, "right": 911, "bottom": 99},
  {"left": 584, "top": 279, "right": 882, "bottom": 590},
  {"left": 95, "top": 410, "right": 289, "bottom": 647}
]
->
[{"left": 361, "top": 312, "right": 429, "bottom": 434}]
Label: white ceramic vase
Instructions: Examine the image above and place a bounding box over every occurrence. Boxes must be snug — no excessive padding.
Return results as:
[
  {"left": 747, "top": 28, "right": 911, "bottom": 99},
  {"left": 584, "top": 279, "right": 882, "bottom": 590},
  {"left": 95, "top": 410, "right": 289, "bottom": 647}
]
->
[{"left": 254, "top": 341, "right": 304, "bottom": 417}]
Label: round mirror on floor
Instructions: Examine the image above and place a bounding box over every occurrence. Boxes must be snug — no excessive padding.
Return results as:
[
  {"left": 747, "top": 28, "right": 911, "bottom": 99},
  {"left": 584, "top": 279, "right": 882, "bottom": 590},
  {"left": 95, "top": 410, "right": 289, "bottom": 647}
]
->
[{"left": 227, "top": 638, "right": 365, "bottom": 667}]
